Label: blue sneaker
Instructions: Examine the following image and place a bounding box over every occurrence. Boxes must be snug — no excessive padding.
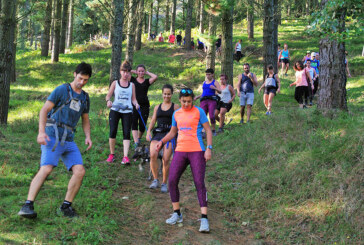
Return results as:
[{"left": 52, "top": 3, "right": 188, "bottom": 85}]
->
[
  {"left": 199, "top": 218, "right": 210, "bottom": 232},
  {"left": 161, "top": 183, "right": 168, "bottom": 193},
  {"left": 166, "top": 212, "right": 183, "bottom": 225},
  {"left": 149, "top": 179, "right": 160, "bottom": 189}
]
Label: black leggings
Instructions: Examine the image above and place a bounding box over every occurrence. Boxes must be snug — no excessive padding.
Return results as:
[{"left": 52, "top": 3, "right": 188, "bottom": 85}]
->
[
  {"left": 109, "top": 110, "right": 132, "bottom": 140},
  {"left": 294, "top": 86, "right": 309, "bottom": 104},
  {"left": 131, "top": 105, "right": 149, "bottom": 132}
]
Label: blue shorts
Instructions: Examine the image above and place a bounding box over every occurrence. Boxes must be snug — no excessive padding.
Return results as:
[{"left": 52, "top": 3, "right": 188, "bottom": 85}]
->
[
  {"left": 240, "top": 92, "right": 254, "bottom": 106},
  {"left": 40, "top": 137, "right": 83, "bottom": 171}
]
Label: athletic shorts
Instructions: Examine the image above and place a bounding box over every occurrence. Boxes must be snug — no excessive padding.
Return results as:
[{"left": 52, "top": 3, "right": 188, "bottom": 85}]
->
[
  {"left": 264, "top": 86, "right": 277, "bottom": 95},
  {"left": 151, "top": 132, "right": 168, "bottom": 142},
  {"left": 216, "top": 101, "right": 232, "bottom": 112},
  {"left": 40, "top": 137, "right": 83, "bottom": 171},
  {"left": 240, "top": 92, "right": 254, "bottom": 106},
  {"left": 281, "top": 58, "right": 289, "bottom": 64}
]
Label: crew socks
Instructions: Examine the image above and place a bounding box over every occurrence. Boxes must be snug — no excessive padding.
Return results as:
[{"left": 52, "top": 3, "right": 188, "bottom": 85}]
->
[
  {"left": 25, "top": 200, "right": 34, "bottom": 206},
  {"left": 61, "top": 200, "right": 72, "bottom": 209},
  {"left": 201, "top": 214, "right": 208, "bottom": 219},
  {"left": 174, "top": 209, "right": 181, "bottom": 216}
]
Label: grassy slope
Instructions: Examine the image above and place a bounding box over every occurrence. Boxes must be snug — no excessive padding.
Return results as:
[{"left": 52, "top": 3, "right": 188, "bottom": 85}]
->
[{"left": 0, "top": 20, "right": 363, "bottom": 244}]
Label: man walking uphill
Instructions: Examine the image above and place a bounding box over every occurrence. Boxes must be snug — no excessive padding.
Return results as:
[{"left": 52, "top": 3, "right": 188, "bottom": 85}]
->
[{"left": 18, "top": 62, "right": 93, "bottom": 219}]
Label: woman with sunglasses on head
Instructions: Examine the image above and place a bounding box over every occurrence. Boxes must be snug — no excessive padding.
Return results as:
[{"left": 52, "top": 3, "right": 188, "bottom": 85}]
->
[
  {"left": 155, "top": 88, "right": 212, "bottom": 233},
  {"left": 105, "top": 61, "right": 140, "bottom": 165},
  {"left": 146, "top": 84, "right": 179, "bottom": 193},
  {"left": 130, "top": 64, "right": 158, "bottom": 148}
]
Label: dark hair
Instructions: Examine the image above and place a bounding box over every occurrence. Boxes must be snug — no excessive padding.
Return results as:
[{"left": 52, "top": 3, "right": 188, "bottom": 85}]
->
[
  {"left": 205, "top": 68, "right": 214, "bottom": 74},
  {"left": 243, "top": 63, "right": 250, "bottom": 67},
  {"left": 306, "top": 59, "right": 311, "bottom": 62},
  {"left": 267, "top": 64, "right": 274, "bottom": 70},
  {"left": 136, "top": 64, "right": 146, "bottom": 70},
  {"left": 162, "top": 84, "right": 174, "bottom": 94},
  {"left": 120, "top": 60, "right": 132, "bottom": 72},
  {"left": 220, "top": 74, "right": 228, "bottom": 80},
  {"left": 179, "top": 87, "right": 194, "bottom": 99},
  {"left": 278, "top": 43, "right": 281, "bottom": 47},
  {"left": 75, "top": 62, "right": 92, "bottom": 77},
  {"left": 294, "top": 61, "right": 304, "bottom": 71}
]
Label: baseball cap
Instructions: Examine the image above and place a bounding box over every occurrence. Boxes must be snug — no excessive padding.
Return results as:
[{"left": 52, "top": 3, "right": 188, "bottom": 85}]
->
[
  {"left": 311, "top": 52, "right": 316, "bottom": 57},
  {"left": 307, "top": 51, "right": 310, "bottom": 53}
]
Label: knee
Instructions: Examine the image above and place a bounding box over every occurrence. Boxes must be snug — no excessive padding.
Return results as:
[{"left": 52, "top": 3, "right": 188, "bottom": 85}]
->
[
  {"left": 40, "top": 165, "right": 53, "bottom": 176},
  {"left": 150, "top": 150, "right": 158, "bottom": 160},
  {"left": 162, "top": 157, "right": 170, "bottom": 166},
  {"left": 72, "top": 166, "right": 85, "bottom": 178}
]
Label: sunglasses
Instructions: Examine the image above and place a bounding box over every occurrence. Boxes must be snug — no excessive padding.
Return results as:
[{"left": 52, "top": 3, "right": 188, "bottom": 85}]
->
[{"left": 180, "top": 88, "right": 193, "bottom": 95}]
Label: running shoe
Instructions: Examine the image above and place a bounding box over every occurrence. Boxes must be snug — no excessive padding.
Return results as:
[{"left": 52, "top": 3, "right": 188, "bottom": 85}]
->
[
  {"left": 265, "top": 111, "right": 270, "bottom": 115},
  {"left": 161, "top": 183, "right": 168, "bottom": 193},
  {"left": 18, "top": 203, "right": 37, "bottom": 219},
  {"left": 166, "top": 212, "right": 183, "bottom": 225},
  {"left": 106, "top": 154, "right": 115, "bottom": 163},
  {"left": 149, "top": 179, "right": 160, "bottom": 189},
  {"left": 199, "top": 218, "right": 210, "bottom": 233},
  {"left": 121, "top": 156, "right": 130, "bottom": 165},
  {"left": 240, "top": 119, "right": 244, "bottom": 124},
  {"left": 57, "top": 205, "right": 78, "bottom": 218}
]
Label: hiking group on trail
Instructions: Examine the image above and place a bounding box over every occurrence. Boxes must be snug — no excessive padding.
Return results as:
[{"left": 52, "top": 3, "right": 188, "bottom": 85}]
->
[{"left": 18, "top": 39, "right": 353, "bottom": 233}]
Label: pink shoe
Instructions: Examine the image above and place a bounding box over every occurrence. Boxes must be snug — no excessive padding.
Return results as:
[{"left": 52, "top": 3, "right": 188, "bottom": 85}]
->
[
  {"left": 121, "top": 156, "right": 130, "bottom": 165},
  {"left": 106, "top": 154, "right": 115, "bottom": 163}
]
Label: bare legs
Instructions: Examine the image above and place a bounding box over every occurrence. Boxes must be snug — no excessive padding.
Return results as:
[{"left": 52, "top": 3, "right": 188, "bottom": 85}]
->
[{"left": 150, "top": 141, "right": 172, "bottom": 184}]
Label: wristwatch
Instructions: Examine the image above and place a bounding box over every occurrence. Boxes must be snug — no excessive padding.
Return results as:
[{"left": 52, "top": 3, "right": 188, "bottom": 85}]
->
[{"left": 207, "top": 145, "right": 213, "bottom": 150}]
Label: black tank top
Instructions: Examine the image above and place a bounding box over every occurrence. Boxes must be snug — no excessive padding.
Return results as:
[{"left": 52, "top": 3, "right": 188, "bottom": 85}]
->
[
  {"left": 156, "top": 103, "right": 174, "bottom": 129},
  {"left": 131, "top": 76, "right": 151, "bottom": 107}
]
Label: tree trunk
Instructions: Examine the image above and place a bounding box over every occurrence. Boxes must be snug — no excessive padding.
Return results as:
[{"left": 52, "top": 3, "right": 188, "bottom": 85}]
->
[
  {"left": 59, "top": 0, "right": 69, "bottom": 53},
  {"left": 262, "top": 0, "right": 278, "bottom": 78},
  {"left": 155, "top": 0, "right": 159, "bottom": 34},
  {"left": 317, "top": 1, "right": 347, "bottom": 111},
  {"left": 126, "top": 0, "right": 138, "bottom": 65},
  {"left": 50, "top": 0, "right": 55, "bottom": 51},
  {"left": 144, "top": 12, "right": 148, "bottom": 33},
  {"left": 170, "top": 0, "right": 176, "bottom": 33},
  {"left": 0, "top": 0, "right": 17, "bottom": 125},
  {"left": 184, "top": 0, "right": 193, "bottom": 50},
  {"left": 206, "top": 13, "right": 216, "bottom": 70},
  {"left": 51, "top": 0, "right": 62, "bottom": 62},
  {"left": 165, "top": 0, "right": 170, "bottom": 32},
  {"left": 20, "top": 0, "right": 30, "bottom": 49},
  {"left": 135, "top": 0, "right": 144, "bottom": 51},
  {"left": 148, "top": 2, "right": 153, "bottom": 38},
  {"left": 110, "top": 0, "right": 124, "bottom": 83},
  {"left": 66, "top": 0, "right": 74, "bottom": 48},
  {"left": 221, "top": 5, "right": 234, "bottom": 84},
  {"left": 182, "top": 0, "right": 185, "bottom": 28},
  {"left": 109, "top": 13, "right": 113, "bottom": 44},
  {"left": 199, "top": 0, "right": 205, "bottom": 34},
  {"left": 196, "top": 0, "right": 200, "bottom": 28},
  {"left": 41, "top": 0, "right": 52, "bottom": 56},
  {"left": 247, "top": 0, "right": 254, "bottom": 39},
  {"left": 305, "top": 0, "right": 309, "bottom": 16}
]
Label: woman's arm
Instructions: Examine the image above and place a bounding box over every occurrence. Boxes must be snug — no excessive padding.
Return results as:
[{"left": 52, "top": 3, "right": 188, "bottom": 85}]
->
[
  {"left": 131, "top": 83, "right": 140, "bottom": 109},
  {"left": 147, "top": 71, "right": 158, "bottom": 84},
  {"left": 105, "top": 81, "right": 116, "bottom": 108},
  {"left": 275, "top": 74, "right": 281, "bottom": 92},
  {"left": 146, "top": 105, "right": 159, "bottom": 141},
  {"left": 202, "top": 122, "right": 212, "bottom": 161},
  {"left": 155, "top": 126, "right": 178, "bottom": 151},
  {"left": 228, "top": 85, "right": 236, "bottom": 103}
]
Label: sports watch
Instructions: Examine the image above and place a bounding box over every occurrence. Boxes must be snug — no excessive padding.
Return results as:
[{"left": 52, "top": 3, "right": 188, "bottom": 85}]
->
[{"left": 207, "top": 145, "right": 213, "bottom": 150}]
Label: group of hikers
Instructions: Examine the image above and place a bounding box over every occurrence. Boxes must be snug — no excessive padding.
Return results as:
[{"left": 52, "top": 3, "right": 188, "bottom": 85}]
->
[{"left": 17, "top": 39, "right": 353, "bottom": 233}]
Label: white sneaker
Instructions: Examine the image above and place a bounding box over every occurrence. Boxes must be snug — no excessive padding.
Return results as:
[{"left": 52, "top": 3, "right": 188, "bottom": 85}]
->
[
  {"left": 199, "top": 218, "right": 210, "bottom": 232},
  {"left": 166, "top": 212, "right": 183, "bottom": 225},
  {"left": 149, "top": 179, "right": 160, "bottom": 189}
]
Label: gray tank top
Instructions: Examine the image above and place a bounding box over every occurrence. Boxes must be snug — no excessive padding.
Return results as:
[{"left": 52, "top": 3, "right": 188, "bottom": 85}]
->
[
  {"left": 111, "top": 80, "right": 133, "bottom": 113},
  {"left": 265, "top": 74, "right": 277, "bottom": 87},
  {"left": 219, "top": 85, "right": 232, "bottom": 103}
]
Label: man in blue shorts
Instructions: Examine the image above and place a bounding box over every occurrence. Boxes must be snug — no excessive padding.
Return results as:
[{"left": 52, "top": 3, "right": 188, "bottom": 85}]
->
[
  {"left": 237, "top": 63, "right": 258, "bottom": 123},
  {"left": 18, "top": 62, "right": 93, "bottom": 219}
]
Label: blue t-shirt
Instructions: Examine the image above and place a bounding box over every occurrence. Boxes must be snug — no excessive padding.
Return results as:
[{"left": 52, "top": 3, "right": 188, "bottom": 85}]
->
[
  {"left": 240, "top": 74, "right": 254, "bottom": 93},
  {"left": 310, "top": 59, "right": 320, "bottom": 74},
  {"left": 46, "top": 84, "right": 90, "bottom": 141}
]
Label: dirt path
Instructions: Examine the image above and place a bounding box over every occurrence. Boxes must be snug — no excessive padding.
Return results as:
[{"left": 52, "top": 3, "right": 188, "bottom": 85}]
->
[{"left": 110, "top": 160, "right": 270, "bottom": 245}]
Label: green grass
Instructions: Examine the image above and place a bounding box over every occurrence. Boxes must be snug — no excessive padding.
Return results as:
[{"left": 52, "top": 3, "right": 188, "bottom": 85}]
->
[{"left": 1, "top": 19, "right": 363, "bottom": 244}]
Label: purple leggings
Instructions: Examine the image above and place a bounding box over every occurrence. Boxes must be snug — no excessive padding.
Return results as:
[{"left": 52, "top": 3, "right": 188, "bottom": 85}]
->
[
  {"left": 200, "top": 99, "right": 217, "bottom": 124},
  {"left": 169, "top": 151, "right": 207, "bottom": 207}
]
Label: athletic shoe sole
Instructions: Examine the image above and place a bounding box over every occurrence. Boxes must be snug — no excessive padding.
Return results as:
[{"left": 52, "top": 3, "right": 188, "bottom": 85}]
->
[{"left": 18, "top": 211, "right": 37, "bottom": 219}]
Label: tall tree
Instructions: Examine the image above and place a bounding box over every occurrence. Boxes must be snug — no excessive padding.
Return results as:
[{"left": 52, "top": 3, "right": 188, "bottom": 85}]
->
[
  {"left": 50, "top": 0, "right": 56, "bottom": 51},
  {"left": 126, "top": 0, "right": 138, "bottom": 65},
  {"left": 66, "top": 0, "right": 74, "bottom": 48},
  {"left": 262, "top": 0, "right": 278, "bottom": 78},
  {"left": 59, "top": 0, "right": 69, "bottom": 53},
  {"left": 51, "top": 0, "right": 62, "bottom": 62},
  {"left": 184, "top": 0, "right": 193, "bottom": 49},
  {"left": 221, "top": 3, "right": 234, "bottom": 84},
  {"left": 135, "top": 0, "right": 144, "bottom": 51},
  {"left": 206, "top": 12, "right": 216, "bottom": 70},
  {"left": 19, "top": 0, "right": 30, "bottom": 49},
  {"left": 170, "top": 0, "right": 176, "bottom": 33},
  {"left": 155, "top": 0, "right": 160, "bottom": 34},
  {"left": 247, "top": 0, "right": 254, "bottom": 40},
  {"left": 165, "top": 0, "right": 170, "bottom": 32},
  {"left": 41, "top": 0, "right": 53, "bottom": 56},
  {"left": 110, "top": 0, "right": 124, "bottom": 83},
  {"left": 199, "top": 0, "right": 205, "bottom": 33},
  {"left": 0, "top": 0, "right": 17, "bottom": 125},
  {"left": 147, "top": 1, "right": 153, "bottom": 37}
]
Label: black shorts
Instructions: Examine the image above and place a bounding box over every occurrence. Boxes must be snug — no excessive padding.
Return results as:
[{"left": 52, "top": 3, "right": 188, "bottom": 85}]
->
[
  {"left": 264, "top": 86, "right": 277, "bottom": 95},
  {"left": 216, "top": 101, "right": 232, "bottom": 112},
  {"left": 151, "top": 132, "right": 168, "bottom": 142},
  {"left": 281, "top": 58, "right": 289, "bottom": 64}
]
